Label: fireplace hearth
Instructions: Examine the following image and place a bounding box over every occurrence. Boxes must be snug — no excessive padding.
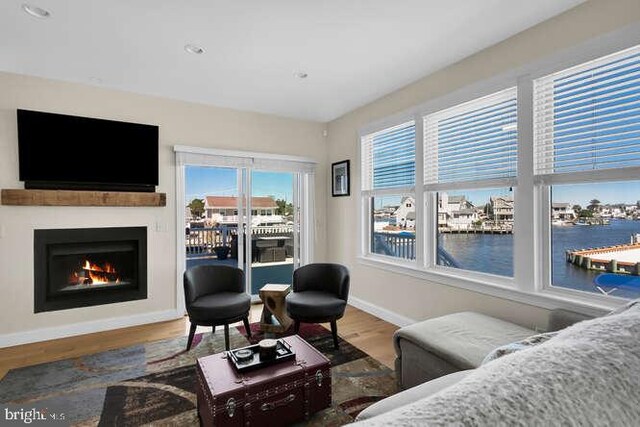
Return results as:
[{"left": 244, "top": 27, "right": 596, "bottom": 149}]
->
[{"left": 34, "top": 227, "right": 147, "bottom": 312}]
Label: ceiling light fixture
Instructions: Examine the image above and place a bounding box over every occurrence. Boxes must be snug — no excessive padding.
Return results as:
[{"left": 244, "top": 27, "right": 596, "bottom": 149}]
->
[
  {"left": 22, "top": 4, "right": 51, "bottom": 19},
  {"left": 294, "top": 71, "right": 308, "bottom": 79},
  {"left": 184, "top": 44, "right": 205, "bottom": 55}
]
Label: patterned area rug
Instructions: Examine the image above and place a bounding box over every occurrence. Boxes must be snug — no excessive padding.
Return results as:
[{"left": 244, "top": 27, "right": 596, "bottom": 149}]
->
[{"left": 0, "top": 323, "right": 396, "bottom": 426}]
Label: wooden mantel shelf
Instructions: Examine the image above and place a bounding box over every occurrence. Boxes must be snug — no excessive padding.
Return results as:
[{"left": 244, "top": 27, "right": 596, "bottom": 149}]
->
[{"left": 1, "top": 189, "right": 166, "bottom": 207}]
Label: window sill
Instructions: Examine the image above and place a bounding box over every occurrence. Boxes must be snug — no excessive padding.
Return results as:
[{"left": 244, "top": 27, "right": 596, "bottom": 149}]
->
[{"left": 356, "top": 255, "right": 613, "bottom": 317}]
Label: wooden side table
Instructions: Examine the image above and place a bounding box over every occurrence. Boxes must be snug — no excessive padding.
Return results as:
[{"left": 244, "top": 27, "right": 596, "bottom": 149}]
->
[{"left": 259, "top": 284, "right": 293, "bottom": 333}]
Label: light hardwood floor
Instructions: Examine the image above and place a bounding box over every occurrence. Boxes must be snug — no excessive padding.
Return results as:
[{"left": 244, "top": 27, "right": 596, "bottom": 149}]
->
[{"left": 0, "top": 304, "right": 397, "bottom": 380}]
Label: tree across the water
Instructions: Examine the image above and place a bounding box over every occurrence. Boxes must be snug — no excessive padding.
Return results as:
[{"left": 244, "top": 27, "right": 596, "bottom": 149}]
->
[
  {"left": 275, "top": 199, "right": 293, "bottom": 216},
  {"left": 188, "top": 198, "right": 205, "bottom": 218}
]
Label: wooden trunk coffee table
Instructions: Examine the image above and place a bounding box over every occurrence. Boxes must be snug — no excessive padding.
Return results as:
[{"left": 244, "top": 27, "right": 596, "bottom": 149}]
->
[
  {"left": 259, "top": 284, "right": 293, "bottom": 333},
  {"left": 196, "top": 335, "right": 331, "bottom": 426}
]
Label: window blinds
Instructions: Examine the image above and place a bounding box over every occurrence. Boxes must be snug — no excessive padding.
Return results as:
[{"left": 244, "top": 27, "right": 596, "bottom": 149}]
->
[
  {"left": 174, "top": 146, "right": 315, "bottom": 173},
  {"left": 424, "top": 87, "right": 518, "bottom": 186},
  {"left": 361, "top": 121, "right": 415, "bottom": 191},
  {"left": 534, "top": 44, "right": 640, "bottom": 176},
  {"left": 175, "top": 150, "right": 252, "bottom": 168}
]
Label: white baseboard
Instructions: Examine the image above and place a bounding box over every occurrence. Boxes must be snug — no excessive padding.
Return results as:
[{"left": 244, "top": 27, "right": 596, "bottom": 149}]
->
[
  {"left": 348, "top": 296, "right": 416, "bottom": 327},
  {"left": 1, "top": 298, "right": 412, "bottom": 348},
  {"left": 0, "top": 309, "right": 184, "bottom": 348}
]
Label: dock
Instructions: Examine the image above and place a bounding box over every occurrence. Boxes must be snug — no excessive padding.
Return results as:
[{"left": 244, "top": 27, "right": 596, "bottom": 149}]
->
[
  {"left": 438, "top": 227, "right": 512, "bottom": 234},
  {"left": 566, "top": 242, "right": 640, "bottom": 275}
]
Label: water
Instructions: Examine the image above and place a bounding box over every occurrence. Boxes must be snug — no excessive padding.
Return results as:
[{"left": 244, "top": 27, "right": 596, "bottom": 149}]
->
[
  {"left": 551, "top": 219, "right": 640, "bottom": 298},
  {"left": 439, "top": 219, "right": 640, "bottom": 299},
  {"left": 438, "top": 233, "right": 514, "bottom": 277}
]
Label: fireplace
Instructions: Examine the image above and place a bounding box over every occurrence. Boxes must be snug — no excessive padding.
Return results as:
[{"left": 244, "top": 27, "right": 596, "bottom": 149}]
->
[{"left": 34, "top": 227, "right": 147, "bottom": 312}]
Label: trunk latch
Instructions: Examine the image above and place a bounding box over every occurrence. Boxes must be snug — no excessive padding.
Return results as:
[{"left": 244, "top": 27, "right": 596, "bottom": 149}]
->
[{"left": 226, "top": 398, "right": 236, "bottom": 417}]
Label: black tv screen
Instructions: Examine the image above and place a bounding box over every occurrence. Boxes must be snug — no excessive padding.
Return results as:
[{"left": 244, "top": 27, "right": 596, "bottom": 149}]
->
[{"left": 17, "top": 110, "right": 159, "bottom": 192}]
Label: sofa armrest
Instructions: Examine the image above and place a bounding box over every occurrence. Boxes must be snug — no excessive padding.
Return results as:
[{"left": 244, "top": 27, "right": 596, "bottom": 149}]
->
[
  {"left": 395, "top": 339, "right": 461, "bottom": 389},
  {"left": 392, "top": 312, "right": 536, "bottom": 390}
]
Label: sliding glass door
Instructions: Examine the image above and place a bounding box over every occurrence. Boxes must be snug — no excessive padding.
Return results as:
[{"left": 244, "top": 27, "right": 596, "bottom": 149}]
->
[
  {"left": 182, "top": 159, "right": 308, "bottom": 299},
  {"left": 248, "top": 170, "right": 299, "bottom": 295},
  {"left": 185, "top": 166, "right": 246, "bottom": 271}
]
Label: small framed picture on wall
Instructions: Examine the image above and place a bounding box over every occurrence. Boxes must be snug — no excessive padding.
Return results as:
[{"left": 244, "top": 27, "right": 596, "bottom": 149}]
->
[{"left": 332, "top": 160, "right": 350, "bottom": 197}]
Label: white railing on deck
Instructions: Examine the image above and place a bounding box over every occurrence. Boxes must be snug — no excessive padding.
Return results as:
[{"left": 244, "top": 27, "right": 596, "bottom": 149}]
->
[
  {"left": 373, "top": 232, "right": 416, "bottom": 260},
  {"left": 186, "top": 225, "right": 294, "bottom": 256}
]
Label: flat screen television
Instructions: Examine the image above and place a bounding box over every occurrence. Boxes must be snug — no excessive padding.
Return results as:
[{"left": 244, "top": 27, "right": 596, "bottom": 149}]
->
[{"left": 17, "top": 109, "right": 159, "bottom": 192}]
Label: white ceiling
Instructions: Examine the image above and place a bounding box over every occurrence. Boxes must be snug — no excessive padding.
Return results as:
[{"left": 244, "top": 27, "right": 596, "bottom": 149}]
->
[{"left": 0, "top": 0, "right": 585, "bottom": 122}]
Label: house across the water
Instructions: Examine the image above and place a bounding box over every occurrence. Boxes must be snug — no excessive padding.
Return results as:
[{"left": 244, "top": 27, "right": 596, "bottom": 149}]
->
[{"left": 204, "top": 196, "right": 283, "bottom": 225}]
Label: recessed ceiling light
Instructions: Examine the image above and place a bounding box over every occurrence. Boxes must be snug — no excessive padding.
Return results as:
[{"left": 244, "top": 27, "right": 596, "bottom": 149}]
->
[
  {"left": 184, "top": 44, "right": 205, "bottom": 55},
  {"left": 294, "top": 71, "right": 308, "bottom": 79},
  {"left": 22, "top": 4, "right": 51, "bottom": 19}
]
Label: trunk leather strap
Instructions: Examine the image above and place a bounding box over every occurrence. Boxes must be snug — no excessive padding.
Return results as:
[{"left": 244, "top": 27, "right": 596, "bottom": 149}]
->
[{"left": 260, "top": 393, "right": 296, "bottom": 411}]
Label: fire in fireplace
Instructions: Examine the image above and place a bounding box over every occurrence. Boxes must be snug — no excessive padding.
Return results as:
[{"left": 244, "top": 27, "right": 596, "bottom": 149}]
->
[
  {"left": 70, "top": 259, "right": 122, "bottom": 287},
  {"left": 34, "top": 227, "right": 147, "bottom": 312}
]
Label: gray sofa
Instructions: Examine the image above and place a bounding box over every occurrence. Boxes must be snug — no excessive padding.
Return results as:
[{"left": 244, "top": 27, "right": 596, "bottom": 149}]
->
[
  {"left": 357, "top": 309, "right": 593, "bottom": 422},
  {"left": 396, "top": 309, "right": 591, "bottom": 390}
]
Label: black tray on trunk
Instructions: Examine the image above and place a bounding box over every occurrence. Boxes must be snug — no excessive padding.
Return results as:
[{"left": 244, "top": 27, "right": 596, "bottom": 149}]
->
[{"left": 227, "top": 339, "right": 295, "bottom": 372}]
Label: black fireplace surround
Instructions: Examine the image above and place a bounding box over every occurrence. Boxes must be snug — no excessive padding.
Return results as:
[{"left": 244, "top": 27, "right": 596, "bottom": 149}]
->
[{"left": 34, "top": 227, "right": 147, "bottom": 312}]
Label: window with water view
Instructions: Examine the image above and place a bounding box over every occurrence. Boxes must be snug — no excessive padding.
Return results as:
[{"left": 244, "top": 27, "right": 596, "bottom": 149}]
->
[
  {"left": 371, "top": 195, "right": 416, "bottom": 260},
  {"left": 363, "top": 121, "right": 416, "bottom": 261},
  {"left": 535, "top": 44, "right": 640, "bottom": 299},
  {"left": 361, "top": 41, "right": 640, "bottom": 303},
  {"left": 436, "top": 188, "right": 514, "bottom": 277},
  {"left": 551, "top": 182, "right": 640, "bottom": 299},
  {"left": 427, "top": 87, "right": 517, "bottom": 277}
]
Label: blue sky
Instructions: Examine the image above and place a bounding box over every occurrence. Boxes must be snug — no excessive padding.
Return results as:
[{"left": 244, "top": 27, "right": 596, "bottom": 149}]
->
[
  {"left": 185, "top": 166, "right": 293, "bottom": 204},
  {"left": 552, "top": 181, "right": 640, "bottom": 207}
]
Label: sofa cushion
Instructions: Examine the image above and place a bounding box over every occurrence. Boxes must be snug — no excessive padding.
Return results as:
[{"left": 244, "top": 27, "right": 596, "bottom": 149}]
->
[
  {"left": 394, "top": 312, "right": 535, "bottom": 371},
  {"left": 356, "top": 370, "right": 472, "bottom": 421},
  {"left": 482, "top": 330, "right": 558, "bottom": 365}
]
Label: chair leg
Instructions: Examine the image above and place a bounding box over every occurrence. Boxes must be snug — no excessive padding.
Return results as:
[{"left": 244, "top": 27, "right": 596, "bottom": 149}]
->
[
  {"left": 294, "top": 320, "right": 300, "bottom": 334},
  {"left": 243, "top": 317, "right": 252, "bottom": 338},
  {"left": 212, "top": 325, "right": 216, "bottom": 334},
  {"left": 186, "top": 323, "right": 197, "bottom": 351},
  {"left": 224, "top": 324, "right": 230, "bottom": 351},
  {"left": 330, "top": 320, "right": 339, "bottom": 350}
]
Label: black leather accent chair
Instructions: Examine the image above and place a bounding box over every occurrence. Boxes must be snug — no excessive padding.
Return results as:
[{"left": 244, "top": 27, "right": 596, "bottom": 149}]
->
[
  {"left": 183, "top": 265, "right": 252, "bottom": 351},
  {"left": 285, "top": 263, "right": 350, "bottom": 349}
]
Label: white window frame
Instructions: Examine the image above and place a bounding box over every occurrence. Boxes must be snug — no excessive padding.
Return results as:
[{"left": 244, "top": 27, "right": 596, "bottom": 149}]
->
[
  {"left": 357, "top": 23, "right": 640, "bottom": 315},
  {"left": 360, "top": 189, "right": 418, "bottom": 268},
  {"left": 422, "top": 86, "right": 519, "bottom": 287},
  {"left": 359, "top": 115, "right": 419, "bottom": 268}
]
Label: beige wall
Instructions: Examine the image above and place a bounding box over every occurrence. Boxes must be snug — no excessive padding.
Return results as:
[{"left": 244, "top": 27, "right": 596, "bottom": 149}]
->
[
  {"left": 0, "top": 72, "right": 327, "bottom": 339},
  {"left": 326, "top": 0, "right": 640, "bottom": 329}
]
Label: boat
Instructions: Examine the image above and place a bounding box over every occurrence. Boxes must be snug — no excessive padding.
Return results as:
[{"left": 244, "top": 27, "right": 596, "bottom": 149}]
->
[
  {"left": 398, "top": 231, "right": 416, "bottom": 237},
  {"left": 593, "top": 273, "right": 640, "bottom": 296}
]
